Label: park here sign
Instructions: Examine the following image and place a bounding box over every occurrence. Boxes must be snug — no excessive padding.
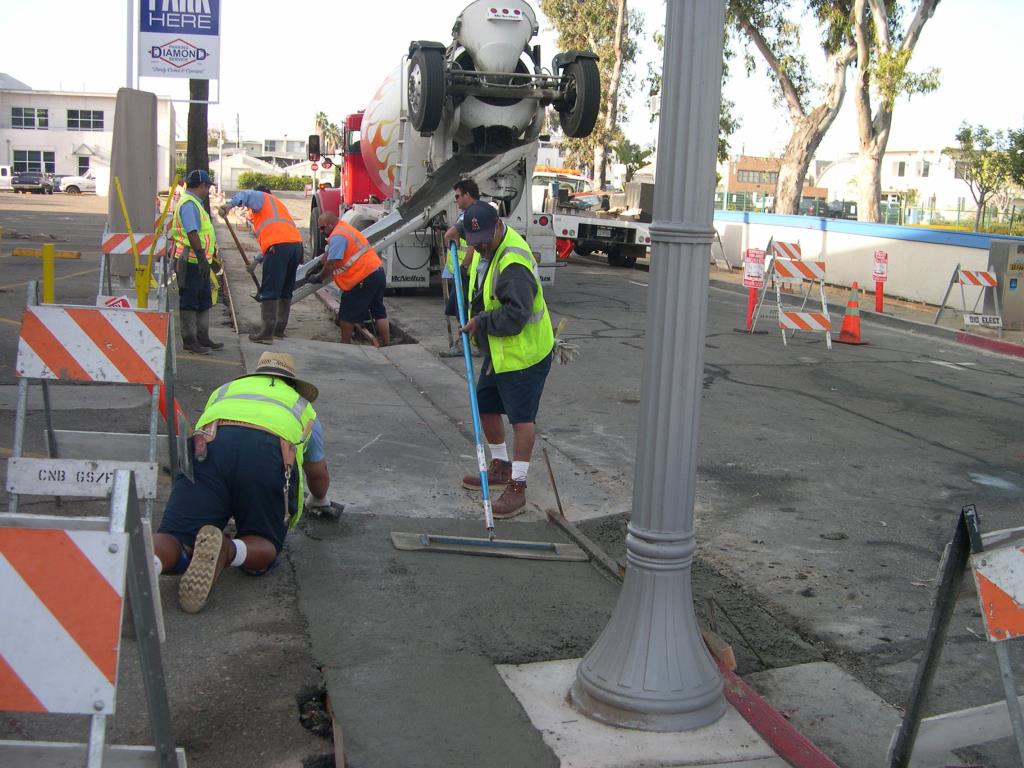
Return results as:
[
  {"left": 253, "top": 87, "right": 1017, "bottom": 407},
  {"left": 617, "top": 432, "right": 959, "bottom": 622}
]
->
[{"left": 138, "top": 0, "right": 220, "bottom": 80}]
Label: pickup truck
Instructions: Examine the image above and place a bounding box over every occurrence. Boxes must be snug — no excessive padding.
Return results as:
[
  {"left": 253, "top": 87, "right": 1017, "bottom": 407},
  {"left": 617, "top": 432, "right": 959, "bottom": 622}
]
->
[
  {"left": 60, "top": 169, "right": 97, "bottom": 194},
  {"left": 12, "top": 171, "right": 53, "bottom": 194},
  {"left": 0, "top": 165, "right": 11, "bottom": 191}
]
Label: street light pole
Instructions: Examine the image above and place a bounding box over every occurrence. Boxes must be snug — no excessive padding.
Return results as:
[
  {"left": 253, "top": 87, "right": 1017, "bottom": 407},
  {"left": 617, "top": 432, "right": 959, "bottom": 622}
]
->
[{"left": 570, "top": 0, "right": 728, "bottom": 731}]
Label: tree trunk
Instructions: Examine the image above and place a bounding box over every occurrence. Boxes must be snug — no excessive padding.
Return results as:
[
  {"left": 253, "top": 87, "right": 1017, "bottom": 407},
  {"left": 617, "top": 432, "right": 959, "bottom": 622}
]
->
[
  {"left": 774, "top": 100, "right": 846, "bottom": 214},
  {"left": 857, "top": 146, "right": 883, "bottom": 222},
  {"left": 595, "top": 0, "right": 627, "bottom": 189},
  {"left": 186, "top": 79, "right": 210, "bottom": 178}
]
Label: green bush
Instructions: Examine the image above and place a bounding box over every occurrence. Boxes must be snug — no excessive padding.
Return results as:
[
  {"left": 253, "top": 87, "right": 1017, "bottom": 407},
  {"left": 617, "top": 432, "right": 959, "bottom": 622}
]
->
[{"left": 237, "top": 172, "right": 313, "bottom": 191}]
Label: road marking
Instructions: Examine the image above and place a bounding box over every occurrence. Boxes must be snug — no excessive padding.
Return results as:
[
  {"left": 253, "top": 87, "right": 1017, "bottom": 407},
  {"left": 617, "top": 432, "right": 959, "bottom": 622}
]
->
[
  {"left": 629, "top": 280, "right": 648, "bottom": 288},
  {"left": 0, "top": 267, "right": 99, "bottom": 291},
  {"left": 916, "top": 360, "right": 978, "bottom": 372}
]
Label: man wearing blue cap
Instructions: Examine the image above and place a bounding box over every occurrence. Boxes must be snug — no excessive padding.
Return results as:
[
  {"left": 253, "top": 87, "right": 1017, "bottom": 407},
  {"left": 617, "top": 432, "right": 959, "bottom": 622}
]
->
[
  {"left": 457, "top": 202, "right": 554, "bottom": 517},
  {"left": 170, "top": 169, "right": 222, "bottom": 354}
]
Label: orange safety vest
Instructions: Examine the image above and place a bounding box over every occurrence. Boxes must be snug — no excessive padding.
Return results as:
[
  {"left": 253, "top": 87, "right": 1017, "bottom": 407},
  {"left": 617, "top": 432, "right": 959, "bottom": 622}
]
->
[
  {"left": 250, "top": 192, "right": 302, "bottom": 252},
  {"left": 328, "top": 220, "right": 382, "bottom": 291}
]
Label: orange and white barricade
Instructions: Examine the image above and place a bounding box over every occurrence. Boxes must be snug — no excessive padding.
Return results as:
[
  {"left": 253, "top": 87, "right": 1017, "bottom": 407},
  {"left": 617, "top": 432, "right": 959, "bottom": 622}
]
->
[
  {"left": 934, "top": 262, "right": 1003, "bottom": 336},
  {"left": 750, "top": 239, "right": 801, "bottom": 329},
  {"left": 0, "top": 471, "right": 186, "bottom": 766},
  {"left": 772, "top": 258, "right": 832, "bottom": 349}
]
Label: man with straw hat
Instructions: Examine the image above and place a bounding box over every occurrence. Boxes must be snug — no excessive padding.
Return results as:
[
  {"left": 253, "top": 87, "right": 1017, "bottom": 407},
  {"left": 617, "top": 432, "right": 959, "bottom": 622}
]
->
[{"left": 153, "top": 351, "right": 334, "bottom": 613}]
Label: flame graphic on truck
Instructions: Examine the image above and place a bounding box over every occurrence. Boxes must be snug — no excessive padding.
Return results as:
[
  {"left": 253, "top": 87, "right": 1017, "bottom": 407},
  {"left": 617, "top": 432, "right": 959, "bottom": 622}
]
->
[{"left": 361, "top": 69, "right": 402, "bottom": 198}]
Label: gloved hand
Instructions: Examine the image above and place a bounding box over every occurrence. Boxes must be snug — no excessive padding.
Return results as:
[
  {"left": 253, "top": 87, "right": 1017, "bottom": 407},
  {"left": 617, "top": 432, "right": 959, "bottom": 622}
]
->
[
  {"left": 305, "top": 493, "right": 343, "bottom": 519},
  {"left": 307, "top": 272, "right": 324, "bottom": 285},
  {"left": 217, "top": 205, "right": 229, "bottom": 219}
]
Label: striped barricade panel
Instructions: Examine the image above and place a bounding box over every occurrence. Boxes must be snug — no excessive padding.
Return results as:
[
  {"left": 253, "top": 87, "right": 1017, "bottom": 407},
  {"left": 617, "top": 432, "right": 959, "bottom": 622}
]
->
[
  {"left": 779, "top": 311, "right": 831, "bottom": 332},
  {"left": 770, "top": 241, "right": 802, "bottom": 261},
  {"left": 16, "top": 305, "right": 169, "bottom": 384},
  {"left": 0, "top": 527, "right": 127, "bottom": 714},
  {"left": 972, "top": 545, "right": 1024, "bottom": 642},
  {"left": 959, "top": 270, "right": 997, "bottom": 288},
  {"left": 773, "top": 259, "right": 826, "bottom": 284},
  {"left": 101, "top": 232, "right": 167, "bottom": 257}
]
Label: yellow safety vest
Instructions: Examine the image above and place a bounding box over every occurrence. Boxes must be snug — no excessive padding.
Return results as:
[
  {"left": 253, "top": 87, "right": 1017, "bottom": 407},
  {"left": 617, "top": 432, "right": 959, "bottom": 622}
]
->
[
  {"left": 171, "top": 190, "right": 217, "bottom": 264},
  {"left": 197, "top": 375, "right": 317, "bottom": 526},
  {"left": 479, "top": 227, "right": 554, "bottom": 373}
]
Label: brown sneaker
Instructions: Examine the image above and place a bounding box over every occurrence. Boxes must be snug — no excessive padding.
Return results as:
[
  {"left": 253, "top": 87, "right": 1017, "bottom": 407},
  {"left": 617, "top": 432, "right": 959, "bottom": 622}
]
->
[
  {"left": 462, "top": 459, "right": 511, "bottom": 490},
  {"left": 492, "top": 479, "right": 527, "bottom": 519}
]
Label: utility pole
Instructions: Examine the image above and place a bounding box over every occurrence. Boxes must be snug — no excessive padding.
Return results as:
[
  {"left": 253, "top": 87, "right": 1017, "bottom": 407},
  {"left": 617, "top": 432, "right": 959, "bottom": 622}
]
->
[
  {"left": 570, "top": 0, "right": 728, "bottom": 731},
  {"left": 236, "top": 114, "right": 241, "bottom": 151}
]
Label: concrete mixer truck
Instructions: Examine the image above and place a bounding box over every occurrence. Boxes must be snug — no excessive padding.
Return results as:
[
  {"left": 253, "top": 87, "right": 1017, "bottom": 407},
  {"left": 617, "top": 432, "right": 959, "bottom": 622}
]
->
[{"left": 293, "top": 0, "right": 599, "bottom": 301}]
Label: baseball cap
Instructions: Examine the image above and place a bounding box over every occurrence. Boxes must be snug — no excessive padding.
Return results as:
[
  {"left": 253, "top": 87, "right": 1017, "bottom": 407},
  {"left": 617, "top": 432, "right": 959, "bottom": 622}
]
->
[
  {"left": 186, "top": 169, "right": 212, "bottom": 187},
  {"left": 462, "top": 201, "right": 499, "bottom": 244}
]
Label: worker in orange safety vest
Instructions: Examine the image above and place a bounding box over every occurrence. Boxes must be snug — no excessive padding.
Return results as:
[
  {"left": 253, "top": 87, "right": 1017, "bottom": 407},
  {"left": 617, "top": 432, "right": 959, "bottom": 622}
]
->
[{"left": 309, "top": 211, "right": 390, "bottom": 346}]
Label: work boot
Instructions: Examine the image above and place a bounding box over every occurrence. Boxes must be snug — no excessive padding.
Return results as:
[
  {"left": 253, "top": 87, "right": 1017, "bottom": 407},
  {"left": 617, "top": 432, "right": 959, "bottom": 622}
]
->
[
  {"left": 273, "top": 299, "right": 291, "bottom": 338},
  {"left": 249, "top": 299, "right": 276, "bottom": 344},
  {"left": 462, "top": 458, "right": 511, "bottom": 491},
  {"left": 179, "top": 525, "right": 225, "bottom": 614},
  {"left": 196, "top": 309, "right": 224, "bottom": 350},
  {"left": 439, "top": 338, "right": 464, "bottom": 358},
  {"left": 180, "top": 311, "right": 210, "bottom": 355},
  {"left": 492, "top": 479, "right": 527, "bottom": 519}
]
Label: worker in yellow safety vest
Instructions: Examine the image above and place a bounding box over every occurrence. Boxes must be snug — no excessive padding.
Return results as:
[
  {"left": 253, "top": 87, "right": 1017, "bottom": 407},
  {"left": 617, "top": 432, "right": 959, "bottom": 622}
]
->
[
  {"left": 310, "top": 211, "right": 390, "bottom": 346},
  {"left": 456, "top": 201, "right": 554, "bottom": 518},
  {"left": 153, "top": 352, "right": 335, "bottom": 614},
  {"left": 170, "top": 169, "right": 222, "bottom": 354}
]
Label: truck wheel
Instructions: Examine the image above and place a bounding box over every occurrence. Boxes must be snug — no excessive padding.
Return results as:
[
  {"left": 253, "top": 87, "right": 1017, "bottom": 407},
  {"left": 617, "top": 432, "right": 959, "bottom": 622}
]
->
[
  {"left": 65, "top": 186, "right": 80, "bottom": 195},
  {"left": 607, "top": 248, "right": 626, "bottom": 268},
  {"left": 408, "top": 47, "right": 445, "bottom": 134},
  {"left": 558, "top": 58, "right": 600, "bottom": 138},
  {"left": 309, "top": 204, "right": 324, "bottom": 258}
]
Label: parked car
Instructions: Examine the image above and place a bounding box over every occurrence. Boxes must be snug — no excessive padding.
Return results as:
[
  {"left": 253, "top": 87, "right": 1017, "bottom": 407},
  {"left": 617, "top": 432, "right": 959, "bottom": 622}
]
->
[
  {"left": 11, "top": 171, "right": 53, "bottom": 194},
  {"left": 60, "top": 169, "right": 97, "bottom": 194}
]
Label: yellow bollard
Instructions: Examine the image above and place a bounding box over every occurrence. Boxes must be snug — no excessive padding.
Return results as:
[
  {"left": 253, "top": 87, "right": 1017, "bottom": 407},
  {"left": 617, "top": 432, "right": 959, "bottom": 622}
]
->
[{"left": 41, "top": 243, "right": 55, "bottom": 304}]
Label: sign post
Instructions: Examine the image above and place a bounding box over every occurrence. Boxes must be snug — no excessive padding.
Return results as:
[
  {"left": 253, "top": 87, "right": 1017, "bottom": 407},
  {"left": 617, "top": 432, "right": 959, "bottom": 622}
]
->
[
  {"left": 742, "top": 248, "right": 765, "bottom": 331},
  {"left": 873, "top": 250, "right": 888, "bottom": 313}
]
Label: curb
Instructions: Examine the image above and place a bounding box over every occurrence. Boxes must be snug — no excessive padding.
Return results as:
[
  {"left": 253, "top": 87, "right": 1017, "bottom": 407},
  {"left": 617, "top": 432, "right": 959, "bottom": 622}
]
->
[{"left": 708, "top": 277, "right": 1024, "bottom": 357}]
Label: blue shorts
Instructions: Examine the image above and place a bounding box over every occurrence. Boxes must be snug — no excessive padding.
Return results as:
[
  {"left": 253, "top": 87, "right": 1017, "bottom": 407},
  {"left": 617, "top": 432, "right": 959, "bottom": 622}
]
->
[
  {"left": 158, "top": 426, "right": 297, "bottom": 554},
  {"left": 476, "top": 350, "right": 552, "bottom": 424},
  {"left": 338, "top": 267, "right": 387, "bottom": 324},
  {"left": 259, "top": 241, "right": 303, "bottom": 300}
]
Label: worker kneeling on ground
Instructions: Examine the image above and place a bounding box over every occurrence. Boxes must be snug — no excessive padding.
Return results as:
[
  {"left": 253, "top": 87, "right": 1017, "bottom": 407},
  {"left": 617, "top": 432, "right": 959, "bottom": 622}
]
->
[
  {"left": 459, "top": 202, "right": 554, "bottom": 517},
  {"left": 218, "top": 184, "right": 304, "bottom": 344},
  {"left": 153, "top": 352, "right": 332, "bottom": 614},
  {"left": 309, "top": 212, "right": 390, "bottom": 345}
]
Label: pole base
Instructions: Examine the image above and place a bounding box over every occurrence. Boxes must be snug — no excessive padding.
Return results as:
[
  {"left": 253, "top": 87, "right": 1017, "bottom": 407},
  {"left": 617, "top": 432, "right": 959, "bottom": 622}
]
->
[{"left": 569, "top": 675, "right": 727, "bottom": 732}]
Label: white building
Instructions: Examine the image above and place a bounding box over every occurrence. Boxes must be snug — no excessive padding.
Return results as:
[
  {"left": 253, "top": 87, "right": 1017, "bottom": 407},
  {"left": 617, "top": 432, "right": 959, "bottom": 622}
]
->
[
  {"left": 0, "top": 75, "right": 175, "bottom": 197},
  {"left": 815, "top": 148, "right": 977, "bottom": 224}
]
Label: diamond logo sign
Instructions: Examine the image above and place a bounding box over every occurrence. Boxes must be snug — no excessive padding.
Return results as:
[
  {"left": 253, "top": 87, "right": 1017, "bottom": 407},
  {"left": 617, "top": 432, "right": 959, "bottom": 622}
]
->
[
  {"left": 149, "top": 38, "right": 208, "bottom": 69},
  {"left": 138, "top": 0, "right": 220, "bottom": 80}
]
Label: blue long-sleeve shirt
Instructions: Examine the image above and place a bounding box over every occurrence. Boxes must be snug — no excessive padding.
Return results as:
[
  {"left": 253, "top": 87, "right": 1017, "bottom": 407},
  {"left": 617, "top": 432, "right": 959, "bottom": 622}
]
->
[{"left": 226, "top": 190, "right": 267, "bottom": 212}]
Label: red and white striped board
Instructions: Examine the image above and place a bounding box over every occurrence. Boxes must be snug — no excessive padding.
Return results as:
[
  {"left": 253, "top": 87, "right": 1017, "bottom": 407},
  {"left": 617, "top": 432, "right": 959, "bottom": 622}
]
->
[
  {"left": 101, "top": 232, "right": 166, "bottom": 257},
  {"left": 959, "top": 269, "right": 998, "bottom": 288},
  {"left": 770, "top": 241, "right": 802, "bottom": 261},
  {"left": 972, "top": 545, "right": 1024, "bottom": 643},
  {"left": 779, "top": 311, "right": 832, "bottom": 333},
  {"left": 0, "top": 527, "right": 127, "bottom": 714},
  {"left": 774, "top": 259, "right": 827, "bottom": 284},
  {"left": 16, "top": 305, "right": 168, "bottom": 384}
]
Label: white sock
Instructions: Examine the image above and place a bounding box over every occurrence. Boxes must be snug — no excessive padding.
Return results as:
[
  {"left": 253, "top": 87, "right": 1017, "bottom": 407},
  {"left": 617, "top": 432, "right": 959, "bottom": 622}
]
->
[
  {"left": 153, "top": 554, "right": 163, "bottom": 574},
  {"left": 512, "top": 461, "right": 529, "bottom": 482},
  {"left": 489, "top": 443, "right": 509, "bottom": 462},
  {"left": 229, "top": 539, "right": 248, "bottom": 568}
]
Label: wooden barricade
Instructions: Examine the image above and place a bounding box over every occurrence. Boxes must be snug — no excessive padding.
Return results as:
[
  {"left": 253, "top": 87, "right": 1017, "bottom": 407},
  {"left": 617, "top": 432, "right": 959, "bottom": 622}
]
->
[{"left": 934, "top": 263, "right": 1003, "bottom": 336}]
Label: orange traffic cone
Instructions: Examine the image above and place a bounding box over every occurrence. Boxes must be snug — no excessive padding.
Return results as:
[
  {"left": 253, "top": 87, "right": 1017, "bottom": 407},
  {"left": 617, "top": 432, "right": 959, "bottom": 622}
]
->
[{"left": 835, "top": 282, "right": 868, "bottom": 345}]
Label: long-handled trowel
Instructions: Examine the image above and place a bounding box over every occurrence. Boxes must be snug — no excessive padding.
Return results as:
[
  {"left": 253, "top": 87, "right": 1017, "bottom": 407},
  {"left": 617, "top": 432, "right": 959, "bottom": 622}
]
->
[{"left": 389, "top": 243, "right": 585, "bottom": 562}]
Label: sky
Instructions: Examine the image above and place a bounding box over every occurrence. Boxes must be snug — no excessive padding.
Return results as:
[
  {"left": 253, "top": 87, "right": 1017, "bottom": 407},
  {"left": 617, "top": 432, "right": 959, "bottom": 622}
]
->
[{"left": 2, "top": 0, "right": 1021, "bottom": 164}]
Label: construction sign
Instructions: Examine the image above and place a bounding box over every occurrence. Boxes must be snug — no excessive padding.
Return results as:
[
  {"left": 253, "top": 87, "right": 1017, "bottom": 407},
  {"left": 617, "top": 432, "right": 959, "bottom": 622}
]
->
[
  {"left": 743, "top": 249, "right": 765, "bottom": 288},
  {"left": 972, "top": 545, "right": 1024, "bottom": 642},
  {"left": 872, "top": 250, "right": 888, "bottom": 282}
]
